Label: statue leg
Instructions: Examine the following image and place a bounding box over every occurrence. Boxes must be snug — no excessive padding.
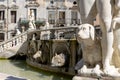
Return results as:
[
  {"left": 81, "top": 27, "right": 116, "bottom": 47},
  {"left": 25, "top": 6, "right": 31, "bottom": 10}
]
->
[
  {"left": 77, "top": 0, "right": 97, "bottom": 25},
  {"left": 96, "top": 0, "right": 115, "bottom": 74}
]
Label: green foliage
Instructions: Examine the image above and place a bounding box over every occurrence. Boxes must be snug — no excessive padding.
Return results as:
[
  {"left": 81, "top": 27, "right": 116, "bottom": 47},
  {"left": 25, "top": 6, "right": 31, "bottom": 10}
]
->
[
  {"left": 35, "top": 20, "right": 45, "bottom": 27},
  {"left": 19, "top": 20, "right": 29, "bottom": 27},
  {"left": 19, "top": 20, "right": 45, "bottom": 28}
]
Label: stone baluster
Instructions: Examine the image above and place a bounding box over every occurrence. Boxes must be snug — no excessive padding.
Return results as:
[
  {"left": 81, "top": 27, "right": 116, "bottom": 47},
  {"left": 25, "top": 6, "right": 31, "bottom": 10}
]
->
[
  {"left": 22, "top": 26, "right": 25, "bottom": 33},
  {"left": 16, "top": 37, "right": 19, "bottom": 45},
  {"left": 2, "top": 44, "right": 4, "bottom": 51},
  {"left": 4, "top": 44, "right": 6, "bottom": 49},
  {"left": 18, "top": 36, "right": 21, "bottom": 43},
  {"left": 22, "top": 34, "right": 26, "bottom": 41},
  {"left": 14, "top": 38, "right": 18, "bottom": 45},
  {"left": 0, "top": 45, "right": 3, "bottom": 52},
  {"left": 12, "top": 39, "right": 16, "bottom": 47},
  {"left": 6, "top": 43, "right": 8, "bottom": 48},
  {"left": 21, "top": 35, "right": 23, "bottom": 43},
  {"left": 9, "top": 41, "right": 12, "bottom": 47}
]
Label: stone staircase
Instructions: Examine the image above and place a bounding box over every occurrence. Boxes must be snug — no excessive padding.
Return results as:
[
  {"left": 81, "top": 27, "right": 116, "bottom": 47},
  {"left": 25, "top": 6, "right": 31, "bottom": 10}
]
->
[{"left": 0, "top": 31, "right": 28, "bottom": 58}]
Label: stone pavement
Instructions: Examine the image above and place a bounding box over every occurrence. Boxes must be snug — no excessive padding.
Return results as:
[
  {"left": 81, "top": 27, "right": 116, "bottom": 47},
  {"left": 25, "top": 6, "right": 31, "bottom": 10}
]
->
[
  {"left": 0, "top": 73, "right": 28, "bottom": 80},
  {"left": 72, "top": 76, "right": 120, "bottom": 80}
]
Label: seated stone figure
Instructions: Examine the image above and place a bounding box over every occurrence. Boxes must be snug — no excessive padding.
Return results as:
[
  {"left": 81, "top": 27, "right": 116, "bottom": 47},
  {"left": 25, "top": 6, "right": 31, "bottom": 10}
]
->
[
  {"left": 76, "top": 23, "right": 120, "bottom": 77},
  {"left": 76, "top": 24, "right": 103, "bottom": 76}
]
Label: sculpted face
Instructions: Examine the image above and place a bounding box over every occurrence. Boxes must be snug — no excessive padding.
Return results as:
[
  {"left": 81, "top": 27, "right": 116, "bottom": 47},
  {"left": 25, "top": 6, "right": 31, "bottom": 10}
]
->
[
  {"left": 33, "top": 51, "right": 42, "bottom": 59},
  {"left": 77, "top": 24, "right": 95, "bottom": 40},
  {"left": 51, "top": 53, "right": 65, "bottom": 67}
]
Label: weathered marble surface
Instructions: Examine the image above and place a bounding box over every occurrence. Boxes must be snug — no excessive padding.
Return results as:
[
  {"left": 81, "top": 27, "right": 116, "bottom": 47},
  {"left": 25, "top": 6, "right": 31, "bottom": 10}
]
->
[{"left": 76, "top": 0, "right": 120, "bottom": 78}]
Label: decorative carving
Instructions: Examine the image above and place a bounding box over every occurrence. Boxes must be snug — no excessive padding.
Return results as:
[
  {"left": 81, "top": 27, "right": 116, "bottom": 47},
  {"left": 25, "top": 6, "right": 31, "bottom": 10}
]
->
[
  {"left": 25, "top": 2, "right": 40, "bottom": 7},
  {"left": 10, "top": 5, "right": 19, "bottom": 9},
  {"left": 51, "top": 40, "right": 70, "bottom": 67},
  {"left": 51, "top": 53, "right": 66, "bottom": 67},
  {"left": 27, "top": 41, "right": 37, "bottom": 61},
  {"left": 33, "top": 41, "right": 50, "bottom": 64},
  {"left": 0, "top": 5, "right": 6, "bottom": 9}
]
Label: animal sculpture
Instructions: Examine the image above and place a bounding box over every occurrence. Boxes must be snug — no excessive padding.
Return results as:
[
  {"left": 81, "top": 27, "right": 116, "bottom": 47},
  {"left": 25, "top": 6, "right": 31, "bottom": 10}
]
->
[
  {"left": 51, "top": 53, "right": 66, "bottom": 67},
  {"left": 77, "top": 24, "right": 102, "bottom": 76}
]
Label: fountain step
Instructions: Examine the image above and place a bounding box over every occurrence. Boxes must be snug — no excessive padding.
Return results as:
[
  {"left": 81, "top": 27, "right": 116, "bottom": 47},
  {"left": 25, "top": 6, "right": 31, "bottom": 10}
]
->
[
  {"left": 72, "top": 76, "right": 120, "bottom": 80},
  {"left": 0, "top": 73, "right": 29, "bottom": 80}
]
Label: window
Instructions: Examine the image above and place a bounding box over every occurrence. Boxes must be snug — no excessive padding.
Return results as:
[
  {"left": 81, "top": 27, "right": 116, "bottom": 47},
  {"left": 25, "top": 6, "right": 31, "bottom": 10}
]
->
[
  {"left": 0, "top": 10, "right": 5, "bottom": 20},
  {"left": 71, "top": 11, "right": 78, "bottom": 24},
  {"left": 48, "top": 11, "right": 55, "bottom": 24},
  {"left": 0, "top": 33, "right": 4, "bottom": 42},
  {"left": 59, "top": 11, "right": 65, "bottom": 24},
  {"left": 11, "top": 11, "right": 17, "bottom": 23},
  {"left": 30, "top": 9, "right": 37, "bottom": 20}
]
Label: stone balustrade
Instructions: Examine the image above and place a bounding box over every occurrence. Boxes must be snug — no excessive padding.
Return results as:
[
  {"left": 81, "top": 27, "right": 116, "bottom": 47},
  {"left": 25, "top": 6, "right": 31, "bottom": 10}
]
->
[
  {"left": 28, "top": 26, "right": 78, "bottom": 40},
  {"left": 0, "top": 31, "right": 28, "bottom": 53},
  {"left": 0, "top": 26, "right": 78, "bottom": 58}
]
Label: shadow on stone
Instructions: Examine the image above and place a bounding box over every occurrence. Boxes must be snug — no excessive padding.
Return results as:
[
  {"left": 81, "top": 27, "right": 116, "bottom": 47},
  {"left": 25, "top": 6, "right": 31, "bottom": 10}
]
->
[{"left": 5, "top": 76, "right": 27, "bottom": 80}]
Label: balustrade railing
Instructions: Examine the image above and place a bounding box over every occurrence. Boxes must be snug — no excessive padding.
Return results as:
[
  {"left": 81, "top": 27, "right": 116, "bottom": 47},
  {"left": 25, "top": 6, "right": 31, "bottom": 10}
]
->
[
  {"left": 28, "top": 26, "right": 78, "bottom": 40},
  {"left": 0, "top": 26, "right": 78, "bottom": 54},
  {"left": 0, "top": 31, "right": 28, "bottom": 53}
]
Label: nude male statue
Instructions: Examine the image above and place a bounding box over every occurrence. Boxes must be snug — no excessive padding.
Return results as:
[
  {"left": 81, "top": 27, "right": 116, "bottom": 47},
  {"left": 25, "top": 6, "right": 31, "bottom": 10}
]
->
[{"left": 77, "top": 0, "right": 120, "bottom": 75}]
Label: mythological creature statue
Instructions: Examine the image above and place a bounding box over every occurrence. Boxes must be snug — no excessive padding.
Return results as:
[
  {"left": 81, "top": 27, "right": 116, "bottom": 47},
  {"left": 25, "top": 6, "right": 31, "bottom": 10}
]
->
[{"left": 77, "top": 0, "right": 120, "bottom": 76}]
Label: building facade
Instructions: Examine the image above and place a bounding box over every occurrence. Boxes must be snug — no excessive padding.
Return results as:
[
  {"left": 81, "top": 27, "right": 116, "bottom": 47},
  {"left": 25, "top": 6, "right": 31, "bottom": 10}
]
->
[{"left": 0, "top": 0, "right": 81, "bottom": 41}]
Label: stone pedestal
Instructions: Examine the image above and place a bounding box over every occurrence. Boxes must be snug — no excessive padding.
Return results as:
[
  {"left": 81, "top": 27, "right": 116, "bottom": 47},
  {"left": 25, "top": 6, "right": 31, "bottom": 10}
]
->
[
  {"left": 72, "top": 76, "right": 120, "bottom": 80},
  {"left": 72, "top": 76, "right": 97, "bottom": 80}
]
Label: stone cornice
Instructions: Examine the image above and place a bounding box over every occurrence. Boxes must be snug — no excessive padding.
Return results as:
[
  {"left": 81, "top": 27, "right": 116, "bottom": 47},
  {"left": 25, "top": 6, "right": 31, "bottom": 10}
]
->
[
  {"left": 0, "top": 5, "right": 6, "bottom": 9},
  {"left": 25, "top": 2, "right": 40, "bottom": 7},
  {"left": 47, "top": 5, "right": 67, "bottom": 10},
  {"left": 10, "top": 5, "right": 19, "bottom": 9},
  {"left": 69, "top": 5, "right": 78, "bottom": 10}
]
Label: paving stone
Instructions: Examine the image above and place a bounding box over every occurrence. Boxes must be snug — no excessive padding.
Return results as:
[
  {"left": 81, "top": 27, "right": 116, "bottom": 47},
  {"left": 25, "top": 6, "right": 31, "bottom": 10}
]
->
[{"left": 72, "top": 76, "right": 98, "bottom": 80}]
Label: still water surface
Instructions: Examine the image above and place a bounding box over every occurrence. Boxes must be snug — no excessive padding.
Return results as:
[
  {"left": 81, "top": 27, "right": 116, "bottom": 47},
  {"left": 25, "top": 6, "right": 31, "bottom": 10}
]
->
[{"left": 0, "top": 60, "right": 72, "bottom": 80}]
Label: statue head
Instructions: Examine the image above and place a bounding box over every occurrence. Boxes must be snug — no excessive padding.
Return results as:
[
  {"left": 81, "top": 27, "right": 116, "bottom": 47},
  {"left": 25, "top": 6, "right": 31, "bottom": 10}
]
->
[{"left": 77, "top": 24, "right": 95, "bottom": 41}]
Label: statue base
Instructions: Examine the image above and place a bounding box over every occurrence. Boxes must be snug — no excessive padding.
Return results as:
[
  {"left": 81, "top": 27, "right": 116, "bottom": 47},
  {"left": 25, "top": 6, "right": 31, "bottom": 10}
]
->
[
  {"left": 72, "top": 75, "right": 120, "bottom": 80},
  {"left": 73, "top": 67, "right": 120, "bottom": 80}
]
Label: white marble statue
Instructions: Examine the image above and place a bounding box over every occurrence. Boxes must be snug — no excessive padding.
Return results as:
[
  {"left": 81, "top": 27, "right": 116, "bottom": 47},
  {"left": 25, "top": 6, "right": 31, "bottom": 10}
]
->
[
  {"left": 16, "top": 29, "right": 21, "bottom": 35},
  {"left": 51, "top": 53, "right": 66, "bottom": 67},
  {"left": 77, "top": 0, "right": 120, "bottom": 77},
  {"left": 44, "top": 20, "right": 50, "bottom": 29},
  {"left": 111, "top": 0, "right": 120, "bottom": 68},
  {"left": 28, "top": 10, "right": 36, "bottom": 30}
]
